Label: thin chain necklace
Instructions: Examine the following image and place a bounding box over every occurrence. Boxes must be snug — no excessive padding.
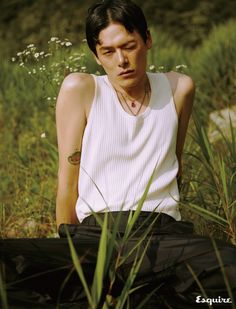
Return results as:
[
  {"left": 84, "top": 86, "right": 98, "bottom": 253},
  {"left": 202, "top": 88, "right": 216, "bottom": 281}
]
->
[
  {"left": 118, "top": 90, "right": 147, "bottom": 116},
  {"left": 115, "top": 81, "right": 151, "bottom": 116}
]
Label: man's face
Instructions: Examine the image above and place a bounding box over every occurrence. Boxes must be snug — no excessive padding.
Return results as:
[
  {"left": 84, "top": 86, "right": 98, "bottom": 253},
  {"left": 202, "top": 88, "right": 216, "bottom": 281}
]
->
[{"left": 95, "top": 22, "right": 152, "bottom": 89}]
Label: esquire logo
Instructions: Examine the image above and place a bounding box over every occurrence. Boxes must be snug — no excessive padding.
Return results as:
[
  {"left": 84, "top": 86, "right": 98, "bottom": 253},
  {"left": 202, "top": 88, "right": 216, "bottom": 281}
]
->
[{"left": 196, "top": 295, "right": 232, "bottom": 306}]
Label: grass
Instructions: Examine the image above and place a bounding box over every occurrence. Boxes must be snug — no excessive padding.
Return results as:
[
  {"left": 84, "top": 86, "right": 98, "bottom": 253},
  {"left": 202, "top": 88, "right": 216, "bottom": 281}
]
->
[
  {"left": 0, "top": 21, "right": 236, "bottom": 307},
  {"left": 64, "top": 171, "right": 164, "bottom": 308}
]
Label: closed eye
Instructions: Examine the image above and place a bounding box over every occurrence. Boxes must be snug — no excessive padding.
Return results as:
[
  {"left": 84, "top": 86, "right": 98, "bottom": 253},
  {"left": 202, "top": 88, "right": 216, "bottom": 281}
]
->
[{"left": 124, "top": 44, "right": 136, "bottom": 50}]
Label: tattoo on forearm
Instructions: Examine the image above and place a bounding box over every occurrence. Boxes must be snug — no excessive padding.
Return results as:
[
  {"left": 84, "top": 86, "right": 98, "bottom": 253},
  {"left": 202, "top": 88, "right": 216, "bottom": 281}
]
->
[{"left": 68, "top": 150, "right": 81, "bottom": 165}]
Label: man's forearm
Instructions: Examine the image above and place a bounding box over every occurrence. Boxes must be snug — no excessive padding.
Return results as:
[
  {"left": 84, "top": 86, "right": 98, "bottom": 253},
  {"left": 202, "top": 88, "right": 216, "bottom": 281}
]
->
[{"left": 56, "top": 190, "right": 79, "bottom": 229}]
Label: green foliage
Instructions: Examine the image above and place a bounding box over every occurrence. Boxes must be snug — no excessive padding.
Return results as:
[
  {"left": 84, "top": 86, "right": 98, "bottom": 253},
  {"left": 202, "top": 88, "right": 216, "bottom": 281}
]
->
[
  {"left": 0, "top": 36, "right": 103, "bottom": 237},
  {"left": 191, "top": 19, "right": 236, "bottom": 122},
  {"left": 1, "top": 0, "right": 236, "bottom": 57},
  {"left": 137, "top": 0, "right": 236, "bottom": 47},
  {"left": 0, "top": 60, "right": 58, "bottom": 237},
  {"left": 181, "top": 116, "right": 236, "bottom": 243},
  {"left": 212, "top": 239, "right": 236, "bottom": 308},
  {"left": 148, "top": 29, "right": 190, "bottom": 73},
  {"left": 1, "top": 20, "right": 236, "bottom": 242},
  {"left": 1, "top": 18, "right": 236, "bottom": 306},
  {"left": 66, "top": 170, "right": 161, "bottom": 308},
  {"left": 0, "top": 0, "right": 94, "bottom": 57}
]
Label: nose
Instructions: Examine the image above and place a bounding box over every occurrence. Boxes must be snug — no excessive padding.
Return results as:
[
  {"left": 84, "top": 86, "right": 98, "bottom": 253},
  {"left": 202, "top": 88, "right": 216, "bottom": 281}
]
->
[{"left": 117, "top": 49, "right": 128, "bottom": 67}]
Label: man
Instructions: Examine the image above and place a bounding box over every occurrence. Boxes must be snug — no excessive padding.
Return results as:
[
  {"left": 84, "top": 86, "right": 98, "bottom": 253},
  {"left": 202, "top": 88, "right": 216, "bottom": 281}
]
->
[
  {"left": 56, "top": 0, "right": 236, "bottom": 307},
  {"left": 56, "top": 0, "right": 194, "bottom": 227}
]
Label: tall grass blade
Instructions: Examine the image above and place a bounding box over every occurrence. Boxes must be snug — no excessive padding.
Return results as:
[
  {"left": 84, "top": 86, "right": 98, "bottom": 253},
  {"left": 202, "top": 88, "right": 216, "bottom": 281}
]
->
[
  {"left": 193, "top": 117, "right": 212, "bottom": 166},
  {"left": 65, "top": 228, "right": 93, "bottom": 308},
  {"left": 56, "top": 266, "right": 75, "bottom": 308},
  {"left": 186, "top": 264, "right": 211, "bottom": 309},
  {"left": 212, "top": 239, "right": 236, "bottom": 308},
  {"left": 135, "top": 285, "right": 163, "bottom": 309},
  {"left": 218, "top": 157, "right": 229, "bottom": 204},
  {"left": 104, "top": 211, "right": 123, "bottom": 274},
  {"left": 118, "top": 213, "right": 160, "bottom": 266},
  {"left": 88, "top": 211, "right": 120, "bottom": 276},
  {"left": 6, "top": 265, "right": 72, "bottom": 287},
  {"left": 115, "top": 236, "right": 151, "bottom": 309},
  {"left": 91, "top": 212, "right": 108, "bottom": 305},
  {"left": 124, "top": 166, "right": 156, "bottom": 240},
  {"left": 182, "top": 202, "right": 228, "bottom": 226}
]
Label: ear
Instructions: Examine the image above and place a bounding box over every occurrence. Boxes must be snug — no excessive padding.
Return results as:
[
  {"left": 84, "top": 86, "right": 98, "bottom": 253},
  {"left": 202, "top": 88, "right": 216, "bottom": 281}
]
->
[{"left": 146, "top": 30, "right": 152, "bottom": 49}]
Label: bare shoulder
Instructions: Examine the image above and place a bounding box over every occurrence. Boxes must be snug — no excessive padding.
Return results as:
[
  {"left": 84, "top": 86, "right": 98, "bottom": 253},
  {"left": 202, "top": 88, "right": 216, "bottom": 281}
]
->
[
  {"left": 61, "top": 72, "right": 94, "bottom": 90},
  {"left": 56, "top": 73, "right": 95, "bottom": 117},
  {"left": 165, "top": 71, "right": 195, "bottom": 97},
  {"left": 165, "top": 71, "right": 195, "bottom": 115}
]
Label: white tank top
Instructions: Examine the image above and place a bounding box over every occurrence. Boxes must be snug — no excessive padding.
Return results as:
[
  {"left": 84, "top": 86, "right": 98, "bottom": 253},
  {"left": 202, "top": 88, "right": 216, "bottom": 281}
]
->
[{"left": 76, "top": 72, "right": 181, "bottom": 222}]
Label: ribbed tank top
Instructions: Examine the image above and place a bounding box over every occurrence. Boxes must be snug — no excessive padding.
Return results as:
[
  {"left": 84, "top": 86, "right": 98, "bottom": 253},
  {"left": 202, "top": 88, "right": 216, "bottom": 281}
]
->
[{"left": 75, "top": 72, "right": 181, "bottom": 222}]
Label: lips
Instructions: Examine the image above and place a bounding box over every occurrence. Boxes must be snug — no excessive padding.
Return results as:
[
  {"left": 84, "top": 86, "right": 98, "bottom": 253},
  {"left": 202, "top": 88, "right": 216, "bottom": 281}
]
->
[{"left": 119, "top": 70, "right": 134, "bottom": 76}]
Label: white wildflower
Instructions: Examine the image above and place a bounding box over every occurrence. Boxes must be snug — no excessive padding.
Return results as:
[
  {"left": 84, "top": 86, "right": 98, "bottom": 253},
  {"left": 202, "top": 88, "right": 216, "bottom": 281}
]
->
[
  {"left": 27, "top": 44, "right": 35, "bottom": 48},
  {"left": 50, "top": 37, "right": 58, "bottom": 42},
  {"left": 19, "top": 62, "right": 24, "bottom": 67},
  {"left": 34, "top": 53, "right": 39, "bottom": 58},
  {"left": 65, "top": 42, "right": 72, "bottom": 47},
  {"left": 32, "top": 69, "right": 36, "bottom": 74},
  {"left": 175, "top": 64, "right": 187, "bottom": 69},
  {"left": 11, "top": 57, "right": 16, "bottom": 62},
  {"left": 149, "top": 65, "right": 155, "bottom": 71},
  {"left": 47, "top": 97, "right": 51, "bottom": 101},
  {"left": 41, "top": 132, "right": 46, "bottom": 138},
  {"left": 39, "top": 51, "right": 45, "bottom": 56},
  {"left": 17, "top": 52, "right": 22, "bottom": 56}
]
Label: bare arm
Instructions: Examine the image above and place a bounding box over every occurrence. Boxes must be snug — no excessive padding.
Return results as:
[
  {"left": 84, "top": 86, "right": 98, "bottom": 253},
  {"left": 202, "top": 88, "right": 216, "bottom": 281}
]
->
[
  {"left": 166, "top": 72, "right": 195, "bottom": 180},
  {"left": 56, "top": 73, "right": 94, "bottom": 229},
  {"left": 175, "top": 74, "right": 195, "bottom": 180}
]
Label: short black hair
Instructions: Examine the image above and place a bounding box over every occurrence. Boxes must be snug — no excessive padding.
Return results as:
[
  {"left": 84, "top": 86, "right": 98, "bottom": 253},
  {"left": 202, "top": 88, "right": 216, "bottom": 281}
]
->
[{"left": 85, "top": 0, "right": 148, "bottom": 56}]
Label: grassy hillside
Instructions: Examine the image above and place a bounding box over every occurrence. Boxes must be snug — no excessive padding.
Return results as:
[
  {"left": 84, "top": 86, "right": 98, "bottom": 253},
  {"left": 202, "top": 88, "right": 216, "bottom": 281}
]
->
[
  {"left": 0, "top": 20, "right": 236, "bottom": 242},
  {"left": 1, "top": 0, "right": 236, "bottom": 57}
]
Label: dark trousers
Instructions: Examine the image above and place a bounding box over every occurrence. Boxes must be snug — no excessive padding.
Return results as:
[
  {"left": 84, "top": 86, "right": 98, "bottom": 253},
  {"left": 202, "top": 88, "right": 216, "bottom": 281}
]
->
[
  {"left": 1, "top": 212, "right": 236, "bottom": 308},
  {"left": 58, "top": 212, "right": 236, "bottom": 308}
]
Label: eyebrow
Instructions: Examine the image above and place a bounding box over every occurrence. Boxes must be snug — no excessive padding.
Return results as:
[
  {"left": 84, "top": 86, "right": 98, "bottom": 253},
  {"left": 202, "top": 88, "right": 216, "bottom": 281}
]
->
[{"left": 98, "top": 39, "right": 136, "bottom": 51}]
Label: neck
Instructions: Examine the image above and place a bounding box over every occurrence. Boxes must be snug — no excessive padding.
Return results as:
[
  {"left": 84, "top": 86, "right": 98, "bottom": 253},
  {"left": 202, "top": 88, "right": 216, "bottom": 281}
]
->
[{"left": 109, "top": 73, "right": 149, "bottom": 99}]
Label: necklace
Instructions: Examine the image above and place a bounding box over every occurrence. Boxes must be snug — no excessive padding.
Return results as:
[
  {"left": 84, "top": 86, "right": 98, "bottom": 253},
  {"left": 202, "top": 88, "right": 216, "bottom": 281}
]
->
[
  {"left": 115, "top": 81, "right": 151, "bottom": 116},
  {"left": 118, "top": 90, "right": 147, "bottom": 116}
]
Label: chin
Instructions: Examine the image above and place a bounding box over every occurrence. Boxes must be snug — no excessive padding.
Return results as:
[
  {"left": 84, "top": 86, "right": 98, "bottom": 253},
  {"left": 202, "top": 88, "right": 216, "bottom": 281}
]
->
[{"left": 120, "top": 75, "right": 142, "bottom": 87}]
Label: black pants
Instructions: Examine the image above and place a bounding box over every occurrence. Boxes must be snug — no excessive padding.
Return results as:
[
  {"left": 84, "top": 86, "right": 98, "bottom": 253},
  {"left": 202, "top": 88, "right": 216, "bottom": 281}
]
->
[{"left": 1, "top": 212, "right": 236, "bottom": 308}]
